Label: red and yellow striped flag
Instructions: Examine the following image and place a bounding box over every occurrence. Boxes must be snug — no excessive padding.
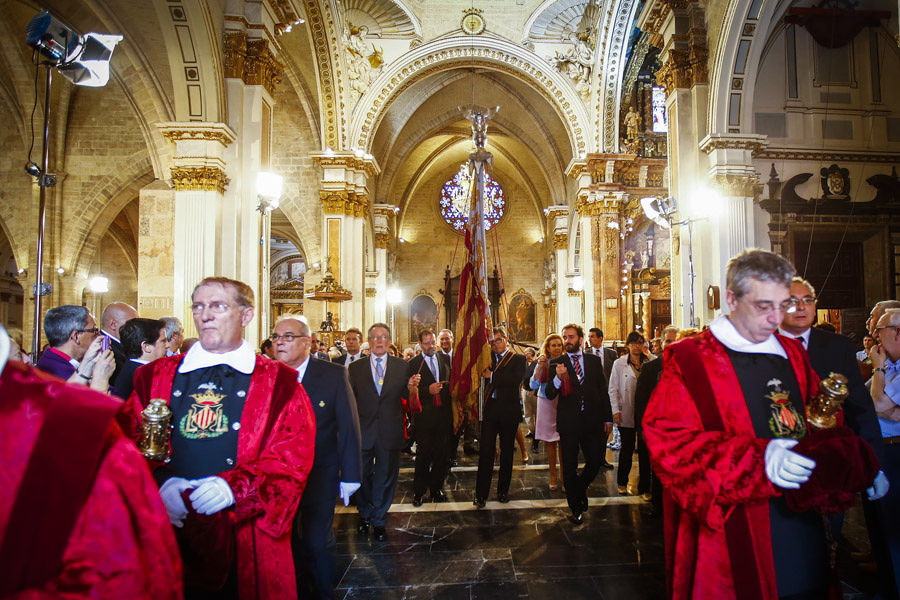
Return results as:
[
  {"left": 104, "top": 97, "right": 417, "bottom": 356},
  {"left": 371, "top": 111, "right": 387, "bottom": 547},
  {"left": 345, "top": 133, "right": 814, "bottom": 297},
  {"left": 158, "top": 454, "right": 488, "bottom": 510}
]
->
[{"left": 450, "top": 153, "right": 493, "bottom": 433}]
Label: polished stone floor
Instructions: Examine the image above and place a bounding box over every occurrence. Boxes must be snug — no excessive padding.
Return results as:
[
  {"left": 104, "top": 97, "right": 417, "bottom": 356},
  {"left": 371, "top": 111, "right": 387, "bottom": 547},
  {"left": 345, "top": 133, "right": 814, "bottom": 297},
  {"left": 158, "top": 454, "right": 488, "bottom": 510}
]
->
[{"left": 332, "top": 433, "right": 882, "bottom": 599}]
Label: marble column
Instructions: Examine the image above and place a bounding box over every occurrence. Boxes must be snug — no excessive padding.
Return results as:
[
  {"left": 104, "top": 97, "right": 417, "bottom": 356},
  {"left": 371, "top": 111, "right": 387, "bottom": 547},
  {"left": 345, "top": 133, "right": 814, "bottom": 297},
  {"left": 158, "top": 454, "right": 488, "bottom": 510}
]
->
[
  {"left": 157, "top": 122, "right": 235, "bottom": 338},
  {"left": 371, "top": 203, "right": 398, "bottom": 328},
  {"left": 311, "top": 152, "right": 380, "bottom": 332},
  {"left": 546, "top": 205, "right": 570, "bottom": 330}
]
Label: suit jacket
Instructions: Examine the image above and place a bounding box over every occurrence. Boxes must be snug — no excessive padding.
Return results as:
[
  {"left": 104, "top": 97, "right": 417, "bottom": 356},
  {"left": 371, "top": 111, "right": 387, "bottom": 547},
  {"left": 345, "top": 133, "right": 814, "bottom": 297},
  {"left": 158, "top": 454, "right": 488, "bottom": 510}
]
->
[
  {"left": 483, "top": 352, "right": 527, "bottom": 422},
  {"left": 806, "top": 327, "right": 885, "bottom": 464},
  {"left": 634, "top": 356, "right": 664, "bottom": 432},
  {"left": 35, "top": 348, "right": 76, "bottom": 381},
  {"left": 332, "top": 353, "right": 363, "bottom": 367},
  {"left": 112, "top": 359, "right": 142, "bottom": 400},
  {"left": 108, "top": 336, "right": 128, "bottom": 384},
  {"left": 585, "top": 345, "right": 616, "bottom": 385},
  {"left": 545, "top": 352, "right": 613, "bottom": 435},
  {"left": 348, "top": 354, "right": 411, "bottom": 451},
  {"left": 406, "top": 353, "right": 452, "bottom": 440},
  {"left": 300, "top": 358, "right": 362, "bottom": 482}
]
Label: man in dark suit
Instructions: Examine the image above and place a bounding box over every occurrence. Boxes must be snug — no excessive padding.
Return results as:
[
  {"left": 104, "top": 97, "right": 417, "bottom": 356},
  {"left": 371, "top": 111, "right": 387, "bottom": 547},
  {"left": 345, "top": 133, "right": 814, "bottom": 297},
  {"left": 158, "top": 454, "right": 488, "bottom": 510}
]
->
[
  {"left": 35, "top": 305, "right": 115, "bottom": 393},
  {"left": 779, "top": 278, "right": 890, "bottom": 591},
  {"left": 348, "top": 323, "right": 420, "bottom": 541},
  {"left": 100, "top": 301, "right": 138, "bottom": 383},
  {"left": 474, "top": 327, "right": 527, "bottom": 507},
  {"left": 545, "top": 323, "right": 614, "bottom": 524},
  {"left": 779, "top": 278, "right": 884, "bottom": 463},
  {"left": 587, "top": 327, "right": 618, "bottom": 469},
  {"left": 333, "top": 328, "right": 364, "bottom": 367},
  {"left": 273, "top": 317, "right": 362, "bottom": 599},
  {"left": 407, "top": 329, "right": 453, "bottom": 505}
]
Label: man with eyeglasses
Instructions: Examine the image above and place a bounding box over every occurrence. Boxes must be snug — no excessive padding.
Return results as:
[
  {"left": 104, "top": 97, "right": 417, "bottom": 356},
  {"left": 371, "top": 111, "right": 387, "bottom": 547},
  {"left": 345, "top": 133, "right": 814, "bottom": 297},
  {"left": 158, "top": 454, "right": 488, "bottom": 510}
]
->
[
  {"left": 867, "top": 308, "right": 900, "bottom": 597},
  {"left": 644, "top": 249, "right": 884, "bottom": 599},
  {"left": 271, "top": 316, "right": 361, "bottom": 599},
  {"left": 473, "top": 327, "right": 527, "bottom": 507},
  {"left": 129, "top": 276, "right": 316, "bottom": 600},
  {"left": 779, "top": 276, "right": 885, "bottom": 475},
  {"left": 36, "top": 304, "right": 116, "bottom": 393},
  {"left": 348, "top": 323, "right": 421, "bottom": 541}
]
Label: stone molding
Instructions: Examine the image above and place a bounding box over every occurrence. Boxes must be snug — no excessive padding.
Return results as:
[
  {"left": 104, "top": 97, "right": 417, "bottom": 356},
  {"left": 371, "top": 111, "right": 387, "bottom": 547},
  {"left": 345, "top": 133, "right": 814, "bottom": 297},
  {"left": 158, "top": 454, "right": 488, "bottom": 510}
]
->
[
  {"left": 755, "top": 148, "right": 900, "bottom": 163},
  {"left": 312, "top": 152, "right": 381, "bottom": 178},
  {"left": 158, "top": 122, "right": 237, "bottom": 147},
  {"left": 348, "top": 36, "right": 591, "bottom": 156},
  {"left": 223, "top": 31, "right": 283, "bottom": 96},
  {"left": 699, "top": 133, "right": 768, "bottom": 154},
  {"left": 170, "top": 166, "right": 229, "bottom": 193}
]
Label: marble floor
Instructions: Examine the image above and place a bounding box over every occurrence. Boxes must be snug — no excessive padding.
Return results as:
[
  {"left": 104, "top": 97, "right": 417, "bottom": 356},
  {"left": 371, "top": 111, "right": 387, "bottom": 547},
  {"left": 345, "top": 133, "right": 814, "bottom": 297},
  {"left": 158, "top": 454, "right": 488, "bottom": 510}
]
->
[{"left": 332, "top": 436, "right": 882, "bottom": 599}]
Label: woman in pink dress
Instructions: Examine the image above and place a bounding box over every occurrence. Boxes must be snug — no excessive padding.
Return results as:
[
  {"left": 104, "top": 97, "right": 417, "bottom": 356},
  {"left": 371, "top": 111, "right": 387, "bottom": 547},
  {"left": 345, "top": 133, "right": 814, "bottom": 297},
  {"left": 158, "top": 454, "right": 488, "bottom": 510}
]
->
[{"left": 529, "top": 333, "right": 565, "bottom": 490}]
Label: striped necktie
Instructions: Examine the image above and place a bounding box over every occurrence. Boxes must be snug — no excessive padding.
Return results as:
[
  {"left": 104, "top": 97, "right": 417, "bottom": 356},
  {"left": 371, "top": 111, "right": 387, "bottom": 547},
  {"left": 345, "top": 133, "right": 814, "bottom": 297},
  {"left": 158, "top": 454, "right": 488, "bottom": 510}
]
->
[{"left": 570, "top": 353, "right": 583, "bottom": 382}]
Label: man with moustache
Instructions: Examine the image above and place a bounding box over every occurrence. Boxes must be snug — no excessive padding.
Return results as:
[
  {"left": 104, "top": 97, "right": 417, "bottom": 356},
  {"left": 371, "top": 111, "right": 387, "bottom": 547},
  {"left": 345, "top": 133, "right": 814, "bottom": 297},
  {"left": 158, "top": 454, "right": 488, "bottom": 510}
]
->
[
  {"left": 272, "top": 316, "right": 361, "bottom": 599},
  {"left": 130, "top": 277, "right": 316, "bottom": 600},
  {"left": 348, "top": 323, "right": 421, "bottom": 541},
  {"left": 407, "top": 329, "right": 453, "bottom": 505},
  {"left": 473, "top": 328, "right": 527, "bottom": 507},
  {"left": 545, "top": 324, "right": 613, "bottom": 524}
]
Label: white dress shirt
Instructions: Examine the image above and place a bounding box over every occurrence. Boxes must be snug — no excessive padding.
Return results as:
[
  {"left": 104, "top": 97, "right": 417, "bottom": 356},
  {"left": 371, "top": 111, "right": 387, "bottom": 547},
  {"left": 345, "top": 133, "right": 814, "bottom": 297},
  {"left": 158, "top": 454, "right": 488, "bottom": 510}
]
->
[
  {"left": 178, "top": 339, "right": 256, "bottom": 374},
  {"left": 778, "top": 327, "right": 810, "bottom": 349}
]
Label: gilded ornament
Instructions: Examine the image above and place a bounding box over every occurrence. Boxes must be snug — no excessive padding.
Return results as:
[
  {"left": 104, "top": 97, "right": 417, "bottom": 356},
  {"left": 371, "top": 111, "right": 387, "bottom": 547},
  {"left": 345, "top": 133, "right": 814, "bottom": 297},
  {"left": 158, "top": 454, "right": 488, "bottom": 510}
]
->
[
  {"left": 553, "top": 233, "right": 568, "bottom": 249},
  {"left": 170, "top": 166, "right": 229, "bottom": 193},
  {"left": 374, "top": 232, "right": 391, "bottom": 248}
]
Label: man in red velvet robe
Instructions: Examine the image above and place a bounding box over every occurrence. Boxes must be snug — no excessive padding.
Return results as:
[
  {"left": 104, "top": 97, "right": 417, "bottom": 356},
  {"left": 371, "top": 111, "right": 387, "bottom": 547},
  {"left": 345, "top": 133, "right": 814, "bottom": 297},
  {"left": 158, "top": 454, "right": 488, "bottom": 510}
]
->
[
  {"left": 130, "top": 277, "right": 316, "bottom": 600},
  {"left": 0, "top": 331, "right": 182, "bottom": 599},
  {"left": 644, "top": 249, "right": 882, "bottom": 600}
]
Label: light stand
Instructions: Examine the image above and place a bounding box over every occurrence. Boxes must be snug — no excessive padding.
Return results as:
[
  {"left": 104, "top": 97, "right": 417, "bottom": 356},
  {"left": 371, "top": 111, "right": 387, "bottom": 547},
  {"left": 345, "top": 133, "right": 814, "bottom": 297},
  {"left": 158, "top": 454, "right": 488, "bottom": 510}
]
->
[{"left": 24, "top": 11, "right": 121, "bottom": 361}]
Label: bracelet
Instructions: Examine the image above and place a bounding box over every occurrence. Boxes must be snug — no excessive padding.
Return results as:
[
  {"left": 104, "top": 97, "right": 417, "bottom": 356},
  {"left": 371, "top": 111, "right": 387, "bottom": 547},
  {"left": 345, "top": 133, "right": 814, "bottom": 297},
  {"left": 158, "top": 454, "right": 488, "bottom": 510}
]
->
[{"left": 76, "top": 371, "right": 91, "bottom": 381}]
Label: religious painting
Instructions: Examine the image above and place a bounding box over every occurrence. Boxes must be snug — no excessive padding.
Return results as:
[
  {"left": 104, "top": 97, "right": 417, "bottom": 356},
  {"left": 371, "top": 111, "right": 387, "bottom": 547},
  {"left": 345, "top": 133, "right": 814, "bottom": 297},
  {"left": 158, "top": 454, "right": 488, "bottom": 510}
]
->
[
  {"left": 410, "top": 293, "right": 437, "bottom": 343},
  {"left": 507, "top": 291, "right": 536, "bottom": 342}
]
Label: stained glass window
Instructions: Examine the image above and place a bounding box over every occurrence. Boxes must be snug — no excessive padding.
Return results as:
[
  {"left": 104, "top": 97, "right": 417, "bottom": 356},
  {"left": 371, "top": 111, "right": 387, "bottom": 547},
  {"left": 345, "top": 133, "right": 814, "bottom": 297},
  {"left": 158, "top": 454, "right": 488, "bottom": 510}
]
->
[{"left": 439, "top": 163, "right": 506, "bottom": 232}]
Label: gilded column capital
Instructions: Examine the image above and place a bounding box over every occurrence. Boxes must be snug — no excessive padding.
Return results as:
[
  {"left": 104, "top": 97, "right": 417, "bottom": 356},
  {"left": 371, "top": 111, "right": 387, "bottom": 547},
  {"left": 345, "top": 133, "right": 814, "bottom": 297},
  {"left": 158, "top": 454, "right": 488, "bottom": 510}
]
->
[
  {"left": 374, "top": 232, "right": 391, "bottom": 249},
  {"left": 170, "top": 166, "right": 230, "bottom": 193},
  {"left": 320, "top": 190, "right": 349, "bottom": 214},
  {"left": 713, "top": 174, "right": 764, "bottom": 201},
  {"left": 365, "top": 287, "right": 377, "bottom": 298},
  {"left": 223, "top": 31, "right": 283, "bottom": 96},
  {"left": 553, "top": 233, "right": 568, "bottom": 249},
  {"left": 158, "top": 122, "right": 237, "bottom": 147},
  {"left": 655, "top": 47, "right": 691, "bottom": 95},
  {"left": 575, "top": 193, "right": 620, "bottom": 217}
]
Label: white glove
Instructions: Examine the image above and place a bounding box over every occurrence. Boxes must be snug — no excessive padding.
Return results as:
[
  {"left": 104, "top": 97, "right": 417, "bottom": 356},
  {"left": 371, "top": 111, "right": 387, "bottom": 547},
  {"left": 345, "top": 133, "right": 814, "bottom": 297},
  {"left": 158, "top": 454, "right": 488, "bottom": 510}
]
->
[
  {"left": 159, "top": 477, "right": 192, "bottom": 527},
  {"left": 339, "top": 481, "right": 361, "bottom": 506},
  {"left": 187, "top": 476, "right": 235, "bottom": 515},
  {"left": 764, "top": 438, "right": 816, "bottom": 489},
  {"left": 867, "top": 470, "right": 889, "bottom": 501}
]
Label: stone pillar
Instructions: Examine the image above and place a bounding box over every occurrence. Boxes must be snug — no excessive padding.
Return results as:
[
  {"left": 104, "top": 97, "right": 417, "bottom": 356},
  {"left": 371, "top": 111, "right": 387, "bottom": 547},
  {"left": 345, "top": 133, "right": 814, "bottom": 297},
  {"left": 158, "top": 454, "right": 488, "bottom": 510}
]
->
[
  {"left": 642, "top": 0, "right": 709, "bottom": 327},
  {"left": 221, "top": 25, "right": 283, "bottom": 345},
  {"left": 371, "top": 203, "right": 398, "bottom": 327},
  {"left": 311, "top": 152, "right": 380, "bottom": 332},
  {"left": 699, "top": 134, "right": 767, "bottom": 320},
  {"left": 575, "top": 192, "right": 623, "bottom": 338},
  {"left": 137, "top": 180, "right": 176, "bottom": 320},
  {"left": 157, "top": 122, "right": 235, "bottom": 338},
  {"left": 546, "top": 206, "right": 570, "bottom": 329}
]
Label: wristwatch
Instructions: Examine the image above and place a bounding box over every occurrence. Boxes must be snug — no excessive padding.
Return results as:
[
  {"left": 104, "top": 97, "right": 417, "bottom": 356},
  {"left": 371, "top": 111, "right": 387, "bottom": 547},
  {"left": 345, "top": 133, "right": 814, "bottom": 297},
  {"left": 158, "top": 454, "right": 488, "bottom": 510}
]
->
[{"left": 875, "top": 366, "right": 888, "bottom": 373}]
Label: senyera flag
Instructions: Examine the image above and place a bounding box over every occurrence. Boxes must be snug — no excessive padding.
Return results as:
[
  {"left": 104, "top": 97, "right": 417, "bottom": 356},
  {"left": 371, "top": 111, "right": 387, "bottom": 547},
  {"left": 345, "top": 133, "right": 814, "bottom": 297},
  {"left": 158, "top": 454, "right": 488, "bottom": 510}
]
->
[{"left": 449, "top": 152, "right": 493, "bottom": 433}]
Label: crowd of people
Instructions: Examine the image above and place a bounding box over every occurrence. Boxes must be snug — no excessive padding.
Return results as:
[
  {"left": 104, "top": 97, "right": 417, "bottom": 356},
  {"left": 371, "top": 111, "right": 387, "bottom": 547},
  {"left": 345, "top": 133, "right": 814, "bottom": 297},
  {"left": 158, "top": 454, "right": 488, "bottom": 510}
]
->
[{"left": 2, "top": 247, "right": 900, "bottom": 599}]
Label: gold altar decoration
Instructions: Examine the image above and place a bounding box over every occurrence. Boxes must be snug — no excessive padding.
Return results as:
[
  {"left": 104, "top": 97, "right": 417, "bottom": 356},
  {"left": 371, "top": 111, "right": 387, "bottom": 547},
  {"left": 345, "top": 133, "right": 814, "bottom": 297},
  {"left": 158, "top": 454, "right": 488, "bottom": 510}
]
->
[{"left": 139, "top": 398, "right": 173, "bottom": 461}]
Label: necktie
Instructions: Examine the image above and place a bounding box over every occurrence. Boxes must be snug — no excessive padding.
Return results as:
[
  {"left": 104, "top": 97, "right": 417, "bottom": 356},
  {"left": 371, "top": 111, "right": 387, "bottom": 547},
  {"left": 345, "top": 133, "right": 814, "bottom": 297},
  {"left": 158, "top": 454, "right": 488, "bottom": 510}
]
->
[
  {"left": 795, "top": 336, "right": 805, "bottom": 348},
  {"left": 429, "top": 356, "right": 439, "bottom": 381},
  {"left": 375, "top": 357, "right": 384, "bottom": 395},
  {"left": 571, "top": 354, "right": 583, "bottom": 382}
]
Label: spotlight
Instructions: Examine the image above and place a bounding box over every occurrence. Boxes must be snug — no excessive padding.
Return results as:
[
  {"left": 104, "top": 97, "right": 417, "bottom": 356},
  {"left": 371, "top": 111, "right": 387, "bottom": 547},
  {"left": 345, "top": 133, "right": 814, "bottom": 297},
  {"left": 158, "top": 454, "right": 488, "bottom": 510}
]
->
[
  {"left": 26, "top": 11, "right": 122, "bottom": 87},
  {"left": 89, "top": 275, "right": 109, "bottom": 293},
  {"left": 25, "top": 162, "right": 42, "bottom": 177},
  {"left": 56, "top": 267, "right": 65, "bottom": 275}
]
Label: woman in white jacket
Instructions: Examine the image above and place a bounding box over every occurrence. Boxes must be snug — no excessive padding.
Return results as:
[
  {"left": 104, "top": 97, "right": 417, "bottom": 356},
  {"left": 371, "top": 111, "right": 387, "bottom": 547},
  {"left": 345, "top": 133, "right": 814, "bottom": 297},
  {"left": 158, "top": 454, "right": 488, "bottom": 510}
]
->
[{"left": 607, "top": 331, "right": 652, "bottom": 494}]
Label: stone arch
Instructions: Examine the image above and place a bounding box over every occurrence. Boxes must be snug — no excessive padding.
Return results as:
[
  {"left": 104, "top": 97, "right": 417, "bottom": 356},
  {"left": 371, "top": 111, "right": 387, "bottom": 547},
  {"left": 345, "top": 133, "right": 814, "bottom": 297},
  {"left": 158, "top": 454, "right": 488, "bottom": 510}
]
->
[
  {"left": 596, "top": 0, "right": 642, "bottom": 151},
  {"left": 349, "top": 36, "right": 592, "bottom": 157},
  {"left": 708, "top": 0, "right": 787, "bottom": 133},
  {"left": 303, "top": 0, "right": 348, "bottom": 151}
]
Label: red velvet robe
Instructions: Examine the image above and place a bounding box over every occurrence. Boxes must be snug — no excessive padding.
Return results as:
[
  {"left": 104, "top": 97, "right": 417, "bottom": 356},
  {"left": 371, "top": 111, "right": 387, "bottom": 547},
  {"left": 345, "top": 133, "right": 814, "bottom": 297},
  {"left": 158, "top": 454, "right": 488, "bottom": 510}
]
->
[
  {"left": 643, "top": 330, "right": 821, "bottom": 600},
  {"left": 0, "top": 361, "right": 183, "bottom": 599},
  {"left": 130, "top": 355, "right": 316, "bottom": 600}
]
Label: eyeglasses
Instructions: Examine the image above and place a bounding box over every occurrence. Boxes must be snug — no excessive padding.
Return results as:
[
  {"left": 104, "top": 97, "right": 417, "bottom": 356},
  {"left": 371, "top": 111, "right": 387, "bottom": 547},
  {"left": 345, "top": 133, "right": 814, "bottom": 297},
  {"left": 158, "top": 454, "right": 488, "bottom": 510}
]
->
[
  {"left": 191, "top": 302, "right": 233, "bottom": 314},
  {"left": 877, "top": 325, "right": 900, "bottom": 336},
  {"left": 787, "top": 297, "right": 817, "bottom": 309},
  {"left": 270, "top": 332, "right": 308, "bottom": 342},
  {"left": 370, "top": 335, "right": 390, "bottom": 341},
  {"left": 490, "top": 338, "right": 505, "bottom": 344},
  {"left": 76, "top": 327, "right": 99, "bottom": 334},
  {"left": 748, "top": 300, "right": 794, "bottom": 315}
]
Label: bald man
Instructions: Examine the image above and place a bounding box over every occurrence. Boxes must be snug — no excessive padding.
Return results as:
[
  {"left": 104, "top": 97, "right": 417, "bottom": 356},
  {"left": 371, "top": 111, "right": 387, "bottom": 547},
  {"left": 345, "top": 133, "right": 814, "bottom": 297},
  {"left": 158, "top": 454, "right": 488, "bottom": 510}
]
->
[
  {"left": 272, "top": 317, "right": 361, "bottom": 599},
  {"left": 100, "top": 302, "right": 138, "bottom": 383}
]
